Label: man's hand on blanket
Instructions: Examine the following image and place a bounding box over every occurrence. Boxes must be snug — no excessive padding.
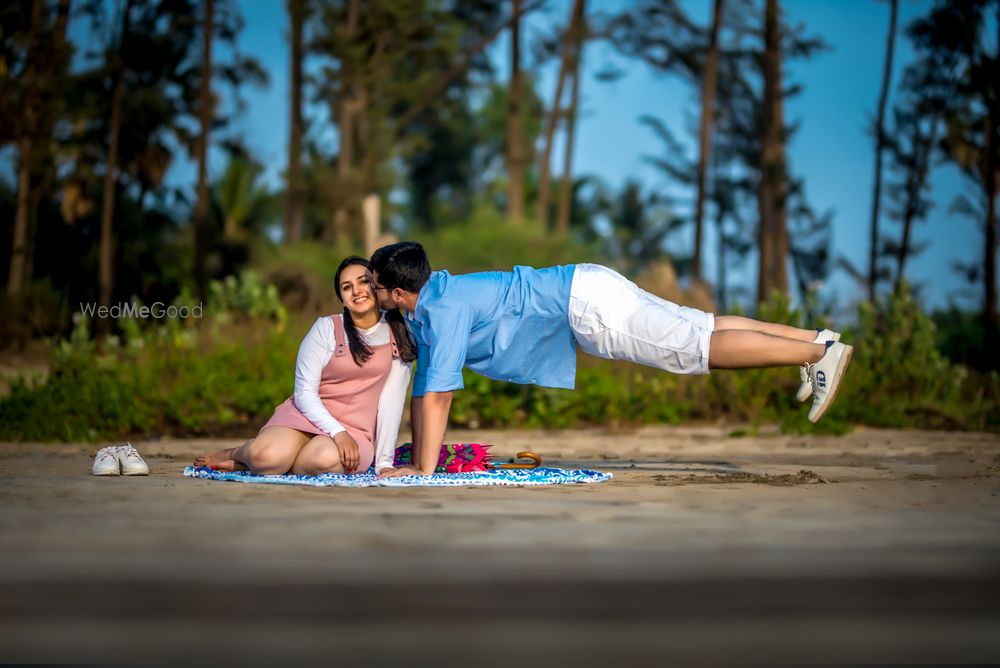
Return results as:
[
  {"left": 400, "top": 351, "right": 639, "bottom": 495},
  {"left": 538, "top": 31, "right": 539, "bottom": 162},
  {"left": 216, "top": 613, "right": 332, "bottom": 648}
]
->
[
  {"left": 333, "top": 431, "right": 360, "bottom": 473},
  {"left": 379, "top": 465, "right": 429, "bottom": 478}
]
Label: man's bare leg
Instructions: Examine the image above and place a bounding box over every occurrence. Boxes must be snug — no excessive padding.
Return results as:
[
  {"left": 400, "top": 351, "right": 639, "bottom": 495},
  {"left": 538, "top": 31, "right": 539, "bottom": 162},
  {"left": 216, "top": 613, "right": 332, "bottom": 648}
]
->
[
  {"left": 714, "top": 315, "right": 820, "bottom": 342},
  {"left": 709, "top": 330, "right": 826, "bottom": 369}
]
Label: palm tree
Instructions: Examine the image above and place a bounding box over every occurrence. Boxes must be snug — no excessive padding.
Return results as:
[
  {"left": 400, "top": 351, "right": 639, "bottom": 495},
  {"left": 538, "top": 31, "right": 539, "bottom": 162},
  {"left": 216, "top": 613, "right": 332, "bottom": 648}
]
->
[
  {"left": 555, "top": 0, "right": 587, "bottom": 237},
  {"left": 867, "top": 0, "right": 899, "bottom": 302},
  {"left": 907, "top": 0, "right": 1000, "bottom": 359},
  {"left": 756, "top": 0, "right": 789, "bottom": 304},
  {"left": 98, "top": 0, "right": 134, "bottom": 332},
  {"left": 214, "top": 156, "right": 272, "bottom": 242},
  {"left": 536, "top": 0, "right": 583, "bottom": 228},
  {"left": 8, "top": 0, "right": 71, "bottom": 300},
  {"left": 691, "top": 0, "right": 725, "bottom": 284},
  {"left": 506, "top": 0, "right": 526, "bottom": 223},
  {"left": 193, "top": 0, "right": 213, "bottom": 300},
  {"left": 285, "top": 0, "right": 308, "bottom": 243}
]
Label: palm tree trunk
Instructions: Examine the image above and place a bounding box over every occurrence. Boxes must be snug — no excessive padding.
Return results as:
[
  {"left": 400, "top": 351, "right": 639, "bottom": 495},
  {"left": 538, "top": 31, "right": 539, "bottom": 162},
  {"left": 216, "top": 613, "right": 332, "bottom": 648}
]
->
[
  {"left": 506, "top": 0, "right": 526, "bottom": 223},
  {"left": 985, "top": 125, "right": 997, "bottom": 349},
  {"left": 692, "top": 0, "right": 724, "bottom": 283},
  {"left": 98, "top": 0, "right": 133, "bottom": 324},
  {"left": 895, "top": 114, "right": 937, "bottom": 295},
  {"left": 773, "top": 61, "right": 789, "bottom": 297},
  {"left": 329, "top": 0, "right": 360, "bottom": 245},
  {"left": 6, "top": 0, "right": 45, "bottom": 299},
  {"left": 756, "top": 0, "right": 788, "bottom": 304},
  {"left": 16, "top": 0, "right": 71, "bottom": 298},
  {"left": 715, "top": 203, "right": 727, "bottom": 312},
  {"left": 984, "top": 6, "right": 999, "bottom": 356},
  {"left": 868, "top": 0, "right": 899, "bottom": 303},
  {"left": 193, "top": 0, "right": 213, "bottom": 300},
  {"left": 555, "top": 1, "right": 585, "bottom": 237},
  {"left": 8, "top": 142, "right": 33, "bottom": 298},
  {"left": 537, "top": 0, "right": 581, "bottom": 228},
  {"left": 285, "top": 0, "right": 305, "bottom": 243},
  {"left": 331, "top": 96, "right": 354, "bottom": 244}
]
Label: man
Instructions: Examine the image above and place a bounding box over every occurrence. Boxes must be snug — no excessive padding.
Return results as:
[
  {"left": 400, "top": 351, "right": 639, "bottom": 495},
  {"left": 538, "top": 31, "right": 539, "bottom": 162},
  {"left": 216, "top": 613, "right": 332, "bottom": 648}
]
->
[{"left": 371, "top": 242, "right": 852, "bottom": 477}]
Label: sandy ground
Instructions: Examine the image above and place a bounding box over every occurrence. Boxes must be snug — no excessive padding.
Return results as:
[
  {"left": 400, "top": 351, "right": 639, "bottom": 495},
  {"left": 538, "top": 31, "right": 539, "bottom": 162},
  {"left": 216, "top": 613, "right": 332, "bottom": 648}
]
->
[{"left": 1, "top": 425, "right": 999, "bottom": 664}]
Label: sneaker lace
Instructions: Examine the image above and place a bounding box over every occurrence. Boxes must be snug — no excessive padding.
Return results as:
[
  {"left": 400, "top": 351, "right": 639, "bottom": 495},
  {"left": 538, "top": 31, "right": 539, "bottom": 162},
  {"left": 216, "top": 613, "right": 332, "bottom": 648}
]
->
[{"left": 115, "top": 444, "right": 142, "bottom": 461}]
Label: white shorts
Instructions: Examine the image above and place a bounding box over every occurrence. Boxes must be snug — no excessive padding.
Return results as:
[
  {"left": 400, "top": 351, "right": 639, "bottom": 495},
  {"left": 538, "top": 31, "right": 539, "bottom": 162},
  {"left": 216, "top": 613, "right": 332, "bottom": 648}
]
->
[{"left": 568, "top": 264, "right": 715, "bottom": 375}]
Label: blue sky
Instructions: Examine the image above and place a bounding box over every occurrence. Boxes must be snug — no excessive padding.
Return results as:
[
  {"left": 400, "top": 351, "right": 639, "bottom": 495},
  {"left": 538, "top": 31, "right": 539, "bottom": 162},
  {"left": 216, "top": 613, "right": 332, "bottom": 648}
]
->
[{"left": 1, "top": 0, "right": 986, "bottom": 313}]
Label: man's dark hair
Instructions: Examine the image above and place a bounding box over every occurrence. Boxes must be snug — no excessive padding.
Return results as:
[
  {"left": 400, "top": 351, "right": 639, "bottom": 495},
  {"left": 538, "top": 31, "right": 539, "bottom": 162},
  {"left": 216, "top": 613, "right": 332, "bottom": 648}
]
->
[{"left": 370, "top": 242, "right": 431, "bottom": 293}]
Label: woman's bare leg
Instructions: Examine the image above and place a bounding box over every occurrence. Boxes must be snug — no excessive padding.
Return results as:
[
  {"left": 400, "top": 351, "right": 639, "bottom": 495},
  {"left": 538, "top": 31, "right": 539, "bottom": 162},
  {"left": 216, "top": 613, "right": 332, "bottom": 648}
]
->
[
  {"left": 233, "top": 426, "right": 312, "bottom": 475},
  {"left": 714, "top": 315, "right": 819, "bottom": 342},
  {"left": 289, "top": 435, "right": 344, "bottom": 476},
  {"left": 193, "top": 427, "right": 314, "bottom": 472},
  {"left": 193, "top": 440, "right": 250, "bottom": 470}
]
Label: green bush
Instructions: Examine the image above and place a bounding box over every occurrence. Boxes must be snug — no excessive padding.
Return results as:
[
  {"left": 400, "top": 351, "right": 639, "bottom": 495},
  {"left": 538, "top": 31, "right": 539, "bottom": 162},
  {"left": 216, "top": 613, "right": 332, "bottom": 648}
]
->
[
  {"left": 0, "top": 274, "right": 299, "bottom": 442},
  {"left": 838, "top": 286, "right": 994, "bottom": 430},
  {"left": 2, "top": 269, "right": 996, "bottom": 442}
]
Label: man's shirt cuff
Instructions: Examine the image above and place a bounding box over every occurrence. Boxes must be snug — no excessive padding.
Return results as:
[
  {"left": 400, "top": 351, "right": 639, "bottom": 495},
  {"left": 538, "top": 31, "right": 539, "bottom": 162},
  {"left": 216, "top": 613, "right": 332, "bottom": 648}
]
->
[{"left": 412, "top": 368, "right": 464, "bottom": 397}]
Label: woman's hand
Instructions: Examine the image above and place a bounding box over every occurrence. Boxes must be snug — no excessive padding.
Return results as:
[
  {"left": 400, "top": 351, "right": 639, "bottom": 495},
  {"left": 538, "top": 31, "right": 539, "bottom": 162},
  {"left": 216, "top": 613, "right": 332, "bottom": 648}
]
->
[{"left": 333, "top": 431, "right": 360, "bottom": 473}]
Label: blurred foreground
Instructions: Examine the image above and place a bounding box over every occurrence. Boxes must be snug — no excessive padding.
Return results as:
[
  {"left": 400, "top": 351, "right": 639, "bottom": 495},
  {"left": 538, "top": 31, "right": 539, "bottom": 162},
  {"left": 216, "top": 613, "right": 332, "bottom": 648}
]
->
[{"left": 1, "top": 425, "right": 998, "bottom": 664}]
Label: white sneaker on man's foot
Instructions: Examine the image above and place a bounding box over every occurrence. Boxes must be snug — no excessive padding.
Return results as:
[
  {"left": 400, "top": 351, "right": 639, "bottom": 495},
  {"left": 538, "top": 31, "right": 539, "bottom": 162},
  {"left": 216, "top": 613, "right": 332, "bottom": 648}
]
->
[
  {"left": 796, "top": 329, "right": 842, "bottom": 402},
  {"left": 92, "top": 447, "right": 121, "bottom": 476},
  {"left": 115, "top": 443, "right": 149, "bottom": 476},
  {"left": 807, "top": 341, "right": 854, "bottom": 423}
]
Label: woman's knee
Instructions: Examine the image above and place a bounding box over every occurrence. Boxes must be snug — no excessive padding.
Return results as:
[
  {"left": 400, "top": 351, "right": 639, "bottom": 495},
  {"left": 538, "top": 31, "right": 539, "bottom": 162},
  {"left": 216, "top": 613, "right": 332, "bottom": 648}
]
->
[
  {"left": 244, "top": 438, "right": 298, "bottom": 474},
  {"left": 293, "top": 439, "right": 343, "bottom": 475}
]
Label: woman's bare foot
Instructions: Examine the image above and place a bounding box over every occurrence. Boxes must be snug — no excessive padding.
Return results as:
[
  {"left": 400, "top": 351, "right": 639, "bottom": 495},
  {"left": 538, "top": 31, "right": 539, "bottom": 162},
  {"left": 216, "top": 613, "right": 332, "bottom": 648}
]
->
[{"left": 193, "top": 447, "right": 246, "bottom": 471}]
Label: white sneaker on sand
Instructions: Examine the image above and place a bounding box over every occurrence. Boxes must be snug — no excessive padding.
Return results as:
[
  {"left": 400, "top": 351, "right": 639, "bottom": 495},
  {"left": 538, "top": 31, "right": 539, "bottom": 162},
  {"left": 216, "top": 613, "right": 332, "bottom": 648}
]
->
[
  {"left": 115, "top": 443, "right": 149, "bottom": 476},
  {"left": 796, "top": 329, "right": 842, "bottom": 402},
  {"left": 807, "top": 341, "right": 854, "bottom": 424},
  {"left": 92, "top": 447, "right": 120, "bottom": 476}
]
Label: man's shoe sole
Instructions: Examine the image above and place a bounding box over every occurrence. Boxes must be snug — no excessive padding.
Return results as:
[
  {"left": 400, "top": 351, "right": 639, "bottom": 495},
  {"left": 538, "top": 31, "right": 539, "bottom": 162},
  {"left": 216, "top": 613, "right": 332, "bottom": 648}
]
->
[
  {"left": 795, "top": 378, "right": 812, "bottom": 403},
  {"left": 808, "top": 344, "right": 854, "bottom": 424}
]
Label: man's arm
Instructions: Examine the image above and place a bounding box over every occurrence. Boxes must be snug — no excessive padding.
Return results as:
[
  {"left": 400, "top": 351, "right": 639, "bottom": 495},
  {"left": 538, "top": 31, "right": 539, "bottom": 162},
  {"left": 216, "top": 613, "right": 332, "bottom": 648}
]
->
[
  {"left": 410, "top": 395, "right": 423, "bottom": 455},
  {"left": 416, "top": 391, "right": 452, "bottom": 474}
]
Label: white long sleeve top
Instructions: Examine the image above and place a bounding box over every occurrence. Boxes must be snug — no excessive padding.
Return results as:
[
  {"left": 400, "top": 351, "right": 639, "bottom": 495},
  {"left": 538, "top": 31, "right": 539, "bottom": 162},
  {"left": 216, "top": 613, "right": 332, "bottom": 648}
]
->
[{"left": 292, "top": 314, "right": 411, "bottom": 474}]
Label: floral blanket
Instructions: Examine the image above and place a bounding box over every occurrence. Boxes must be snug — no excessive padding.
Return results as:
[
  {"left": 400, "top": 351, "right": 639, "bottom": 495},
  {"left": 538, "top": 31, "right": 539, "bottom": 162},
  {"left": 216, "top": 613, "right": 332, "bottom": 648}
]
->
[{"left": 182, "top": 465, "right": 611, "bottom": 487}]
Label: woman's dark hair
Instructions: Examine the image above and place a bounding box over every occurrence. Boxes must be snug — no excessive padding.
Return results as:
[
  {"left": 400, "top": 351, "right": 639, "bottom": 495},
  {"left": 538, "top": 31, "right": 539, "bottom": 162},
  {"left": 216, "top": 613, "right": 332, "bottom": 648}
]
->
[
  {"left": 369, "top": 241, "right": 431, "bottom": 293},
  {"left": 334, "top": 255, "right": 417, "bottom": 366},
  {"left": 385, "top": 309, "right": 417, "bottom": 364}
]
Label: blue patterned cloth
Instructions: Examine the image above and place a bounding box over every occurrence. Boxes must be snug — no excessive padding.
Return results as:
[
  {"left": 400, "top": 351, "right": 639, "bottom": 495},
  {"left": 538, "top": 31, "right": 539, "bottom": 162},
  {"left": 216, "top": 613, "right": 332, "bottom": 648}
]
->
[{"left": 183, "top": 465, "right": 611, "bottom": 487}]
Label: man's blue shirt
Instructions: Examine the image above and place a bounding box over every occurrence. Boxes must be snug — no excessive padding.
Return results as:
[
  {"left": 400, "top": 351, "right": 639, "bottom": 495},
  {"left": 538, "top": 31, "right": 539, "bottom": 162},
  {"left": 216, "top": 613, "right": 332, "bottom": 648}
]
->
[{"left": 408, "top": 265, "right": 578, "bottom": 396}]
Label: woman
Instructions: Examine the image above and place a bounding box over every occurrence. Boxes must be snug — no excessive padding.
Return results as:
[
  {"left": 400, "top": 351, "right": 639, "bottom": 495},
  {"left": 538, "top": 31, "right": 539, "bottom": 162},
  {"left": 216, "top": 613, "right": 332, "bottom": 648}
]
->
[{"left": 194, "top": 257, "right": 416, "bottom": 476}]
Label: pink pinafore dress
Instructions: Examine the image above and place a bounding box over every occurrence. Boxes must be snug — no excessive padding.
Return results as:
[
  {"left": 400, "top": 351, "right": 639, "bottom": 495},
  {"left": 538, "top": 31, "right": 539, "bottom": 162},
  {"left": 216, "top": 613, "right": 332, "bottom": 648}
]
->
[{"left": 261, "top": 314, "right": 399, "bottom": 471}]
